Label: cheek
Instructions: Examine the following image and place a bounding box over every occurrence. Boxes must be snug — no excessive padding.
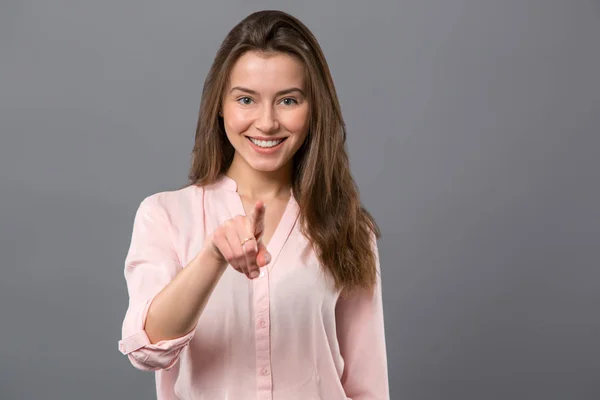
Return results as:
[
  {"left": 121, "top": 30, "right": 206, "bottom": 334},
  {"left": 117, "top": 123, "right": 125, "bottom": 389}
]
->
[
  {"left": 282, "top": 108, "right": 310, "bottom": 134},
  {"left": 224, "top": 110, "right": 252, "bottom": 135}
]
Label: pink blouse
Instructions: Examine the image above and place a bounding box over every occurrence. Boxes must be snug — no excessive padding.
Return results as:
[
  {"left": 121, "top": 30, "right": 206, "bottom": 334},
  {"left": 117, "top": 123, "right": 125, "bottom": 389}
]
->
[{"left": 118, "top": 174, "right": 389, "bottom": 399}]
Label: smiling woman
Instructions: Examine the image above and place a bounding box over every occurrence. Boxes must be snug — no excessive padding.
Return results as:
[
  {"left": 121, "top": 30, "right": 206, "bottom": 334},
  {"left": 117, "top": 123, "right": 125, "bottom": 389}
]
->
[
  {"left": 222, "top": 51, "right": 310, "bottom": 173},
  {"left": 118, "top": 9, "right": 389, "bottom": 400}
]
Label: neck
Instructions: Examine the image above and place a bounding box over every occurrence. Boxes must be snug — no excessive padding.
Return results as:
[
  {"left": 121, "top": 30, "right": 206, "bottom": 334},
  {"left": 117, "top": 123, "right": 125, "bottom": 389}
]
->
[{"left": 225, "top": 154, "right": 293, "bottom": 200}]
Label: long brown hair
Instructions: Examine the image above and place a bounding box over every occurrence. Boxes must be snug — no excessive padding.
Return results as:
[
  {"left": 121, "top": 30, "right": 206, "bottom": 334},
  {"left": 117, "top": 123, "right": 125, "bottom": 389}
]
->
[{"left": 187, "top": 10, "right": 381, "bottom": 295}]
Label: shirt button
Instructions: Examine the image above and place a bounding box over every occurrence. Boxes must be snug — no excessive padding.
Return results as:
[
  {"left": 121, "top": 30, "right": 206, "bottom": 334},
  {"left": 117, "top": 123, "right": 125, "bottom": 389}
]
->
[
  {"left": 259, "top": 269, "right": 265, "bottom": 278},
  {"left": 261, "top": 368, "right": 270, "bottom": 376},
  {"left": 258, "top": 320, "right": 267, "bottom": 328}
]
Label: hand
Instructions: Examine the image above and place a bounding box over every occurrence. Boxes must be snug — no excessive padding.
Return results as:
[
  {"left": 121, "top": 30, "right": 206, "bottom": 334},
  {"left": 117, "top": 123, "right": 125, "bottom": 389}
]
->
[{"left": 206, "top": 201, "right": 271, "bottom": 279}]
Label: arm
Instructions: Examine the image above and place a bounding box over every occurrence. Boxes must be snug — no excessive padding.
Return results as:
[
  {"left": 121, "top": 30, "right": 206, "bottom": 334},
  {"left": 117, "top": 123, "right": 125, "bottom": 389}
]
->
[
  {"left": 118, "top": 194, "right": 227, "bottom": 371},
  {"left": 335, "top": 238, "right": 390, "bottom": 399}
]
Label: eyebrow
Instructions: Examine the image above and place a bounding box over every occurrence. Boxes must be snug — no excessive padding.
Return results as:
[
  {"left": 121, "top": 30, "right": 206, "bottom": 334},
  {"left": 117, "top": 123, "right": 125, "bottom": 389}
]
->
[{"left": 229, "top": 86, "right": 305, "bottom": 97}]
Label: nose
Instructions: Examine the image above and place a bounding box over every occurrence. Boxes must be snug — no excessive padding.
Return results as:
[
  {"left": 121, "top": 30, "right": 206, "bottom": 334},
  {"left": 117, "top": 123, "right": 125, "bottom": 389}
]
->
[{"left": 255, "top": 105, "right": 280, "bottom": 133}]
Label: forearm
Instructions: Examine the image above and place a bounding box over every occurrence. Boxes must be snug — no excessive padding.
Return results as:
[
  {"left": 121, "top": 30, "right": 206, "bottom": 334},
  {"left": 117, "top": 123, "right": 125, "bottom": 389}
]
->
[{"left": 144, "top": 246, "right": 227, "bottom": 344}]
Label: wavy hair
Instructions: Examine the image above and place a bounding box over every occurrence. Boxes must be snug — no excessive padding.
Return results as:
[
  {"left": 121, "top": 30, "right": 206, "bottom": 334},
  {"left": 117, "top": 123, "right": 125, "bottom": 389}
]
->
[{"left": 187, "top": 10, "right": 381, "bottom": 295}]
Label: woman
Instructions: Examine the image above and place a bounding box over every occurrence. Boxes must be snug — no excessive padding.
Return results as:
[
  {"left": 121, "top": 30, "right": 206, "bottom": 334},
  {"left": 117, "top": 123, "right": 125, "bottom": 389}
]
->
[{"left": 118, "top": 10, "right": 389, "bottom": 400}]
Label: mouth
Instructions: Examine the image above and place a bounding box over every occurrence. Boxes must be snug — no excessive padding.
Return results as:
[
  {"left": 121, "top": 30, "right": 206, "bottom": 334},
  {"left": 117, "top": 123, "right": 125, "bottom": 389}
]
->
[{"left": 246, "top": 136, "right": 288, "bottom": 149}]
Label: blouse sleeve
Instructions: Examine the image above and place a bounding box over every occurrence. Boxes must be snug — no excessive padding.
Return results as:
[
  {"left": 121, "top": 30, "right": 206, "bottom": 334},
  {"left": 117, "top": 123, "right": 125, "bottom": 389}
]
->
[
  {"left": 335, "top": 236, "right": 390, "bottom": 399},
  {"left": 117, "top": 195, "right": 196, "bottom": 371}
]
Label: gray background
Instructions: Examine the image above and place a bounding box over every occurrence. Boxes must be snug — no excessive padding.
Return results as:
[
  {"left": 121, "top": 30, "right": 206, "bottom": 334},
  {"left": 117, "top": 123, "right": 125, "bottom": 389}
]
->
[{"left": 1, "top": 0, "right": 599, "bottom": 399}]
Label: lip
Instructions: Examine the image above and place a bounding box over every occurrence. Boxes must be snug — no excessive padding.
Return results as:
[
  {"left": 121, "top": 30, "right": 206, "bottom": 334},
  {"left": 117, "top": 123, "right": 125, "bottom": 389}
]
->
[
  {"left": 246, "top": 136, "right": 287, "bottom": 154},
  {"left": 246, "top": 136, "right": 288, "bottom": 141}
]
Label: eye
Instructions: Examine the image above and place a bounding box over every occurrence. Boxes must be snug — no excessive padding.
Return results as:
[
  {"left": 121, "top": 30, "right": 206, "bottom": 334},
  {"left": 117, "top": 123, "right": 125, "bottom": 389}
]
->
[
  {"left": 280, "top": 97, "right": 298, "bottom": 106},
  {"left": 237, "top": 97, "right": 254, "bottom": 105}
]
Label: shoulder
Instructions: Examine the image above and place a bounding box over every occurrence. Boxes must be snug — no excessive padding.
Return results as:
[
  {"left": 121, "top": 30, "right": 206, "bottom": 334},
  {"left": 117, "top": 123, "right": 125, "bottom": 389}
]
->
[{"left": 137, "top": 184, "right": 204, "bottom": 222}]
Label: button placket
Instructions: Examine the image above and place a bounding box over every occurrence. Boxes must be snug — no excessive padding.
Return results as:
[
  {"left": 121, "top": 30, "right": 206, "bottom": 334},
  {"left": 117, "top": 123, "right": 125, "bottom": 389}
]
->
[{"left": 254, "top": 263, "right": 273, "bottom": 399}]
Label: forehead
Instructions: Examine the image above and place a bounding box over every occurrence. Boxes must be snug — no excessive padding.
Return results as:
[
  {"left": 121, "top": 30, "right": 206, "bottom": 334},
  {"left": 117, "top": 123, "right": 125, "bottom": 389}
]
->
[{"left": 227, "top": 51, "right": 306, "bottom": 91}]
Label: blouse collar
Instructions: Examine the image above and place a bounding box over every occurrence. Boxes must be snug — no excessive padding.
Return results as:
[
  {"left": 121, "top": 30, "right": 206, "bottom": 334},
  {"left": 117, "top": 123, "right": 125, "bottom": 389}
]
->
[
  {"left": 212, "top": 173, "right": 294, "bottom": 196},
  {"left": 212, "top": 173, "right": 238, "bottom": 192}
]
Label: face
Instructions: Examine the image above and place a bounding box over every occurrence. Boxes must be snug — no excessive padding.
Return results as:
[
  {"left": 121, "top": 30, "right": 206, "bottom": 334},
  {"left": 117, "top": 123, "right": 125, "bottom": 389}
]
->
[{"left": 221, "top": 51, "right": 310, "bottom": 175}]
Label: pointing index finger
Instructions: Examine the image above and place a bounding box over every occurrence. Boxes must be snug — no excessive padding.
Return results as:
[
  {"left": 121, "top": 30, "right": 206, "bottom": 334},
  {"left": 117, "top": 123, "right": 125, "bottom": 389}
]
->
[{"left": 249, "top": 201, "right": 266, "bottom": 238}]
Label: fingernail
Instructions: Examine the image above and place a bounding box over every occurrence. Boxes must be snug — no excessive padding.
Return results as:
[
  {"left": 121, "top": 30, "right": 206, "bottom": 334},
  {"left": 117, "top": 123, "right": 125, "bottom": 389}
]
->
[
  {"left": 265, "top": 253, "right": 271, "bottom": 265},
  {"left": 250, "top": 271, "right": 259, "bottom": 279}
]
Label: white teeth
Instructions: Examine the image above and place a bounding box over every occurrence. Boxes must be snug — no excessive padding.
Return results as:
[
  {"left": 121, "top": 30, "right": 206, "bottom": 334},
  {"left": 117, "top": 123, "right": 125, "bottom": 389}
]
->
[{"left": 249, "top": 138, "right": 284, "bottom": 148}]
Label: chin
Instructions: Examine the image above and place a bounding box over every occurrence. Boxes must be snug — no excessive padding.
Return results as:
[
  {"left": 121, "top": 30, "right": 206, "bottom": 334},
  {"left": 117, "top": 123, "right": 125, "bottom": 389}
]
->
[{"left": 247, "top": 161, "right": 283, "bottom": 173}]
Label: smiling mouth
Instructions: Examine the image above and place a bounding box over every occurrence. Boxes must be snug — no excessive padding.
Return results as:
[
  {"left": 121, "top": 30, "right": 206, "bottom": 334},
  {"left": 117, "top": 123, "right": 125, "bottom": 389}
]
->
[{"left": 247, "top": 137, "right": 287, "bottom": 148}]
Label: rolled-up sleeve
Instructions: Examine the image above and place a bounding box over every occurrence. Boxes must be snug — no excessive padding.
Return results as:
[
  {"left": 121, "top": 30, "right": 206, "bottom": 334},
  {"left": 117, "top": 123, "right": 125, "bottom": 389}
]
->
[
  {"left": 335, "top": 238, "right": 390, "bottom": 399},
  {"left": 118, "top": 195, "right": 195, "bottom": 371}
]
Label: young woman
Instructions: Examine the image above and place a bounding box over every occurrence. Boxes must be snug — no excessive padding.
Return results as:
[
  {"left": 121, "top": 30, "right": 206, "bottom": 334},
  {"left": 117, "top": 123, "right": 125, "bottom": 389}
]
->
[{"left": 118, "top": 10, "right": 389, "bottom": 400}]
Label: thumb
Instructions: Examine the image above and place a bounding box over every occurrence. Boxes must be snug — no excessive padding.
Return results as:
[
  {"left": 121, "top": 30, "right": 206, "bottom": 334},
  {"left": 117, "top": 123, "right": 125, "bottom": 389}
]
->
[{"left": 256, "top": 239, "right": 271, "bottom": 268}]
